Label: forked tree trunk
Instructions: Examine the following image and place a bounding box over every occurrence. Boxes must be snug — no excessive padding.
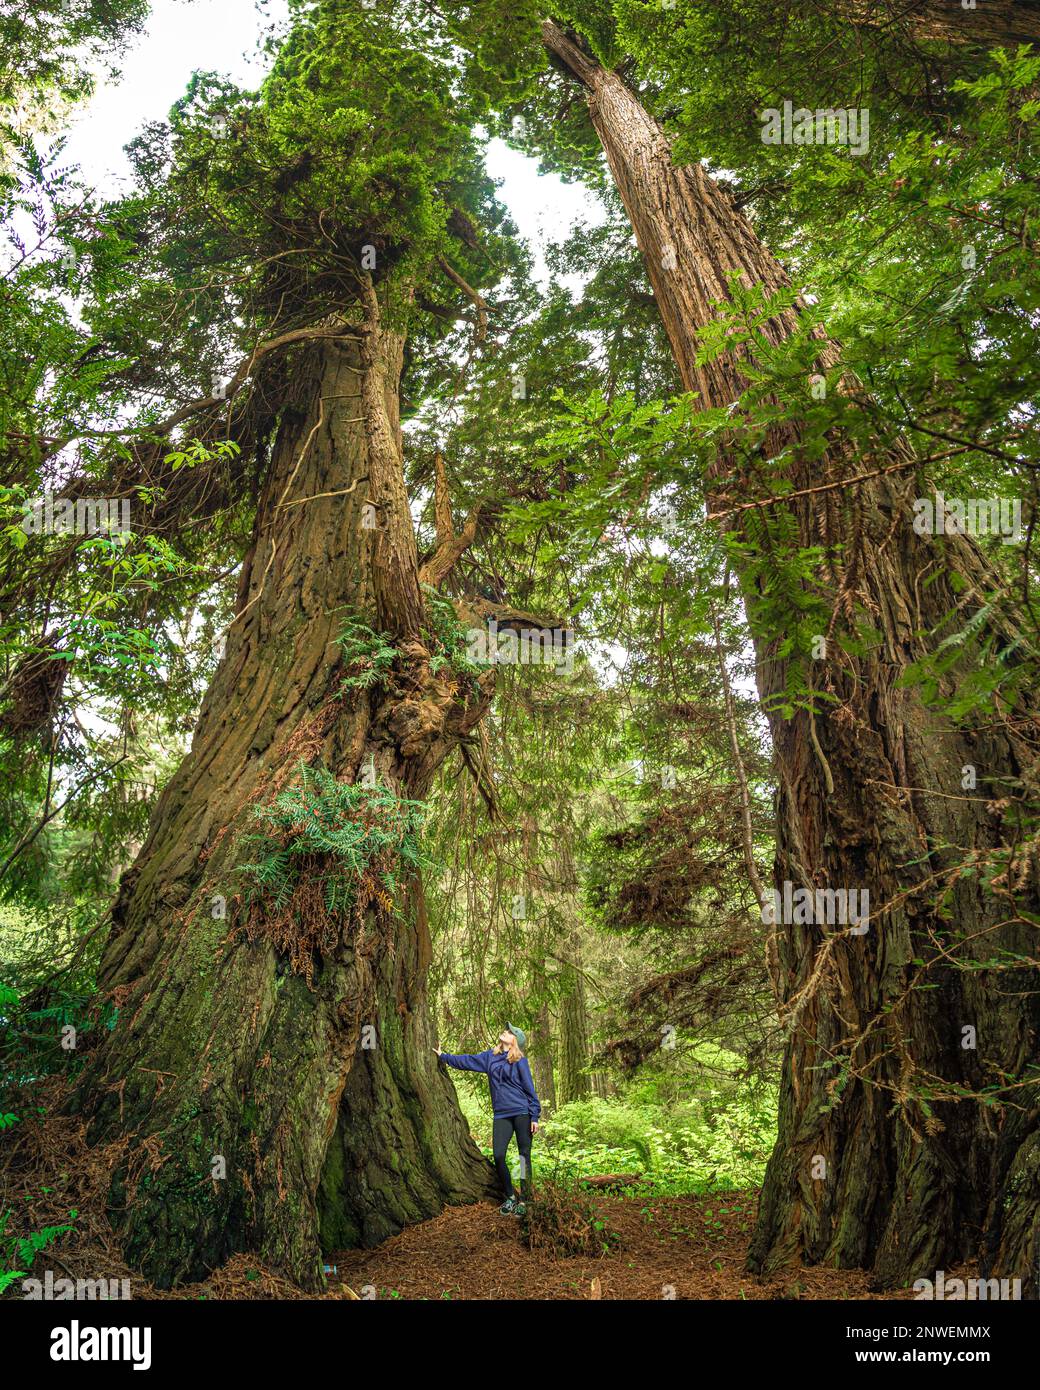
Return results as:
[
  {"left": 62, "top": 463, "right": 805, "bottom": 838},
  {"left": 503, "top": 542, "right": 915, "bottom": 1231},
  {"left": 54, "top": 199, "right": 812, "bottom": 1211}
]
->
[
  {"left": 72, "top": 306, "right": 496, "bottom": 1289},
  {"left": 543, "top": 21, "right": 1040, "bottom": 1293}
]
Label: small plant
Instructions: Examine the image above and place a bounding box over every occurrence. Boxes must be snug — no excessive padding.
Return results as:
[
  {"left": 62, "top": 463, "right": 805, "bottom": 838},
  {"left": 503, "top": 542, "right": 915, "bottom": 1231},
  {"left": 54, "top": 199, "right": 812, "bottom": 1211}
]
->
[
  {"left": 0, "top": 978, "right": 115, "bottom": 1085},
  {"left": 234, "top": 762, "right": 427, "bottom": 978},
  {"left": 335, "top": 614, "right": 399, "bottom": 694},
  {"left": 0, "top": 1204, "right": 77, "bottom": 1295},
  {"left": 518, "top": 1179, "right": 621, "bottom": 1259},
  {"left": 421, "top": 585, "right": 487, "bottom": 690}
]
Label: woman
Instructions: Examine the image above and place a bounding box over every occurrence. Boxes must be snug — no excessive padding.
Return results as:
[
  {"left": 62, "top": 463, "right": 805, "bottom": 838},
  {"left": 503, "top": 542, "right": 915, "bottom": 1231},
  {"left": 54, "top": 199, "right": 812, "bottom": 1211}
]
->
[{"left": 435, "top": 1025, "right": 541, "bottom": 1215}]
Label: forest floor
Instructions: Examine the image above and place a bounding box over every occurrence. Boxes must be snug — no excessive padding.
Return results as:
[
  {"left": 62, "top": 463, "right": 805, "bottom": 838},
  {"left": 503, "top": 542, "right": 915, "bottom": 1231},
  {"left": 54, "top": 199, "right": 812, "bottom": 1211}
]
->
[
  {"left": 1, "top": 1096, "right": 966, "bottom": 1301},
  {"left": 328, "top": 1192, "right": 932, "bottom": 1302}
]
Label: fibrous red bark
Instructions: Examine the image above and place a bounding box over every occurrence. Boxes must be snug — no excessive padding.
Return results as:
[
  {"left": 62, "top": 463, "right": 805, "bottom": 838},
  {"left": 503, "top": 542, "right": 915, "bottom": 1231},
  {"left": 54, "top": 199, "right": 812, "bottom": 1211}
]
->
[{"left": 542, "top": 18, "right": 1040, "bottom": 1294}]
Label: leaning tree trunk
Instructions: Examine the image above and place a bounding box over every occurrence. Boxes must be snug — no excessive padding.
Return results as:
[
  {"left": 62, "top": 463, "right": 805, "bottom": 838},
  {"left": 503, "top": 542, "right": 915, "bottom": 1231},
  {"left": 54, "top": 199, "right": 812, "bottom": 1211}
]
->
[
  {"left": 543, "top": 21, "right": 1040, "bottom": 1293},
  {"left": 71, "top": 292, "right": 499, "bottom": 1289}
]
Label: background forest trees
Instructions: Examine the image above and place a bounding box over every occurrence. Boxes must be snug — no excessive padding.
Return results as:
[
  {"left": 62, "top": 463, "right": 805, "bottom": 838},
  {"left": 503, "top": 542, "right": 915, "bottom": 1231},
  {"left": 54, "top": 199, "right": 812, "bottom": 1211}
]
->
[{"left": 1, "top": 0, "right": 1038, "bottom": 1298}]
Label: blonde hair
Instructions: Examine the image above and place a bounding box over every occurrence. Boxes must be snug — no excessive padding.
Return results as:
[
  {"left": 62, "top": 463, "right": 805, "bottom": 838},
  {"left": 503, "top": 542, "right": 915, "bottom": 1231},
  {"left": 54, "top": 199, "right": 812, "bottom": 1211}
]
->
[{"left": 496, "top": 1035, "right": 523, "bottom": 1064}]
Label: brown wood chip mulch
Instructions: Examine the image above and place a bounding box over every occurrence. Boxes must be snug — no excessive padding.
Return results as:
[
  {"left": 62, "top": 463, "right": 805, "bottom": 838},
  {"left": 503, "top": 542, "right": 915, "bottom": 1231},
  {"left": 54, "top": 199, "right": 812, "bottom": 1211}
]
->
[{"left": 328, "top": 1192, "right": 939, "bottom": 1301}]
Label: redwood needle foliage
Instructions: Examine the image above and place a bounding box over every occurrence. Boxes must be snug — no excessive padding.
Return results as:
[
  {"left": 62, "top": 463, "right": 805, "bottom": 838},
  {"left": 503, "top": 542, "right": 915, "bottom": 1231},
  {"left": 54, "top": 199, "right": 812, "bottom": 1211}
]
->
[{"left": 236, "top": 763, "right": 428, "bottom": 919}]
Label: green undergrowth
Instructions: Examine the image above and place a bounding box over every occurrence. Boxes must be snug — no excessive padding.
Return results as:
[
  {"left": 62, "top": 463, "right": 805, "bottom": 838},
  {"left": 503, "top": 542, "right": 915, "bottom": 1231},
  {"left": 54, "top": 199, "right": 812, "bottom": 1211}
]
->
[{"left": 455, "top": 1072, "right": 776, "bottom": 1198}]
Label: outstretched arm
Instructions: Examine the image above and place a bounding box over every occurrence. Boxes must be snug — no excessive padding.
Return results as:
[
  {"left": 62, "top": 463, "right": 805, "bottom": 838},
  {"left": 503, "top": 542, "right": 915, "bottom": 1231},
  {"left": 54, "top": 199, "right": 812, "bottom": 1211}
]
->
[{"left": 435, "top": 1048, "right": 493, "bottom": 1073}]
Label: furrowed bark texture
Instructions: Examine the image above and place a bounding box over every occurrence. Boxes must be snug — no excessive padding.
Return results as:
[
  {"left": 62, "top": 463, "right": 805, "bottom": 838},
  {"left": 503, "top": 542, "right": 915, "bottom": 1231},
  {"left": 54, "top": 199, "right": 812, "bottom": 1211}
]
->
[
  {"left": 847, "top": 0, "right": 1040, "bottom": 46},
  {"left": 543, "top": 20, "right": 1040, "bottom": 1293},
  {"left": 73, "top": 320, "right": 495, "bottom": 1290}
]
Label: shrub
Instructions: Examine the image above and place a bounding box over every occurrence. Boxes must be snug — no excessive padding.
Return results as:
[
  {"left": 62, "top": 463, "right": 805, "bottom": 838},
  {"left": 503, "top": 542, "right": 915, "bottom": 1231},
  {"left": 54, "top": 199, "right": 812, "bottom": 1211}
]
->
[
  {"left": 519, "top": 1179, "right": 621, "bottom": 1259},
  {"left": 335, "top": 615, "right": 398, "bottom": 694}
]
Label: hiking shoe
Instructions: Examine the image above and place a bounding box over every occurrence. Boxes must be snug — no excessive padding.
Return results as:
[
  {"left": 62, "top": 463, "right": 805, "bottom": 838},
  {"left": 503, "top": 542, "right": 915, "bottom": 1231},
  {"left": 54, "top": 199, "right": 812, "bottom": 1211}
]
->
[
  {"left": 499, "top": 1196, "right": 517, "bottom": 1215},
  {"left": 513, "top": 1201, "right": 526, "bottom": 1218}
]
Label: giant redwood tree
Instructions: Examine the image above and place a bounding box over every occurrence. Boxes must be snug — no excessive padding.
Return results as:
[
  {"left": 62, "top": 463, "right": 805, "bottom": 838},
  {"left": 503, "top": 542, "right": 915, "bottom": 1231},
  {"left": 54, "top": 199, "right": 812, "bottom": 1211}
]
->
[
  {"left": 75, "top": 295, "right": 502, "bottom": 1289},
  {"left": 534, "top": 13, "right": 1040, "bottom": 1291},
  {"left": 27, "top": 4, "right": 558, "bottom": 1289}
]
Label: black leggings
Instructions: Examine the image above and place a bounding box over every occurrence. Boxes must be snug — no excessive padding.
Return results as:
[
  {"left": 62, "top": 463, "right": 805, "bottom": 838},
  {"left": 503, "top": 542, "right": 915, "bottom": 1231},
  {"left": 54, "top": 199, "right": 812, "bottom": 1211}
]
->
[{"left": 492, "top": 1114, "right": 532, "bottom": 1198}]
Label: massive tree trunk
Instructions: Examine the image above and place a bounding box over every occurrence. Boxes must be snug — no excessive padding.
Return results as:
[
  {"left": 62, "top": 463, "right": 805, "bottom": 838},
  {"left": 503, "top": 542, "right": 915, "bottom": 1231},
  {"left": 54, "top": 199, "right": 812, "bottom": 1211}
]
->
[
  {"left": 543, "top": 20, "right": 1040, "bottom": 1293},
  {"left": 72, "top": 293, "right": 499, "bottom": 1290}
]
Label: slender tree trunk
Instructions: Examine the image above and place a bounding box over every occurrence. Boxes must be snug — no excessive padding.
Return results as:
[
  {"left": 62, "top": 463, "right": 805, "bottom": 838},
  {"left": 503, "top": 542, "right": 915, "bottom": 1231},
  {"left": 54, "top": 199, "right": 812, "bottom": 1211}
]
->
[
  {"left": 543, "top": 21, "right": 1040, "bottom": 1293},
  {"left": 710, "top": 601, "right": 769, "bottom": 918},
  {"left": 72, "top": 307, "right": 497, "bottom": 1289},
  {"left": 530, "top": 976, "right": 557, "bottom": 1114},
  {"left": 557, "top": 991, "right": 590, "bottom": 1104},
  {"left": 557, "top": 935, "right": 592, "bottom": 1105}
]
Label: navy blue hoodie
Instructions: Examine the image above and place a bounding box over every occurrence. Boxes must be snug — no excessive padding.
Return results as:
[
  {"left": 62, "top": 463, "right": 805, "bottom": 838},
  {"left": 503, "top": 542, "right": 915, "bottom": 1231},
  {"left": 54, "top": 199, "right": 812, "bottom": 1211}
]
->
[{"left": 438, "top": 1048, "right": 541, "bottom": 1122}]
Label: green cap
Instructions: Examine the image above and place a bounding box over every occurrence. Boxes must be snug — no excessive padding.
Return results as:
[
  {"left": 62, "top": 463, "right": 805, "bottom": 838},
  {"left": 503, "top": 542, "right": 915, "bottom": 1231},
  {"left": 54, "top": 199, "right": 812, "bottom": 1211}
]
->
[{"left": 507, "top": 1023, "right": 527, "bottom": 1049}]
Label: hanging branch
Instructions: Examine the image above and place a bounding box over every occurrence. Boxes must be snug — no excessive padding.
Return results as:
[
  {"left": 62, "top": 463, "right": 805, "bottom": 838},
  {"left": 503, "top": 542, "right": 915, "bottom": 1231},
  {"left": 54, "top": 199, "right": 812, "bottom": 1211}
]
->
[
  {"left": 0, "top": 754, "right": 130, "bottom": 884},
  {"left": 459, "top": 736, "right": 499, "bottom": 823},
  {"left": 36, "top": 322, "right": 364, "bottom": 458}
]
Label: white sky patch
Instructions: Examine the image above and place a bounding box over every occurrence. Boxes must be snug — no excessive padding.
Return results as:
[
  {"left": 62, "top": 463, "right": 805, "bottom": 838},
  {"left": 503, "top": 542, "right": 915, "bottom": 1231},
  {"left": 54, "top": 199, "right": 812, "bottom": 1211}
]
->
[
  {"left": 59, "top": 0, "right": 606, "bottom": 270},
  {"left": 485, "top": 138, "right": 604, "bottom": 292},
  {"left": 61, "top": 0, "right": 289, "bottom": 197}
]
